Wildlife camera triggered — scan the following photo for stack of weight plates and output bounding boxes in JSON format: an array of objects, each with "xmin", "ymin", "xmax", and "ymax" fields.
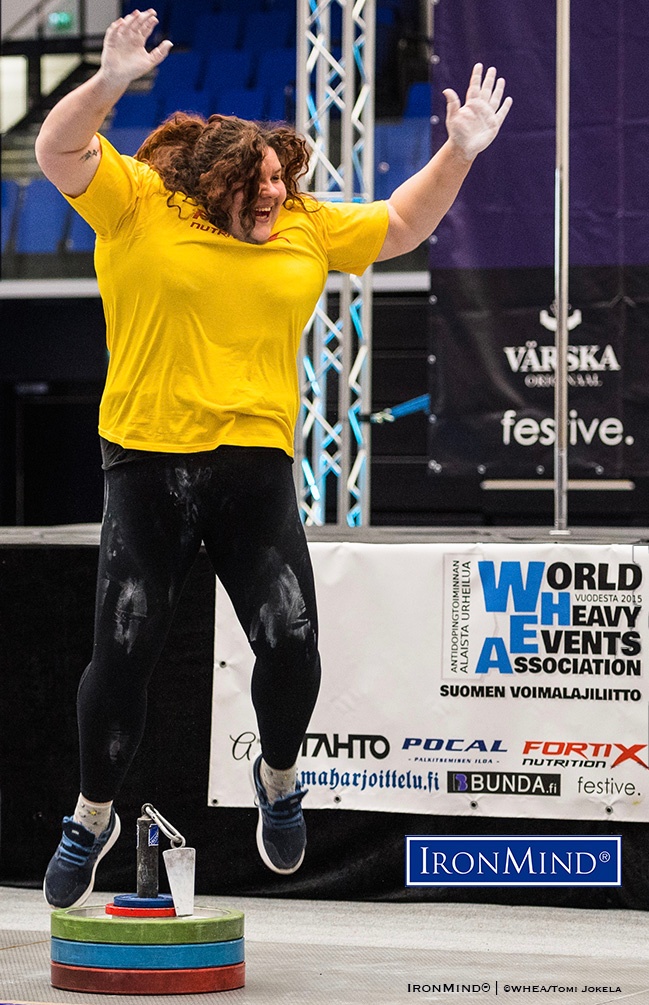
[{"xmin": 50, "ymin": 894, "xmax": 245, "ymax": 994}]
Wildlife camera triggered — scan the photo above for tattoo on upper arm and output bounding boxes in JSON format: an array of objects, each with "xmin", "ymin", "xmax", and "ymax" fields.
[{"xmin": 80, "ymin": 148, "xmax": 98, "ymax": 162}]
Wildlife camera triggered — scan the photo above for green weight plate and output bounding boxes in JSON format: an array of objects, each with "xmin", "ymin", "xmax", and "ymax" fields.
[
  {"xmin": 51, "ymin": 960, "xmax": 246, "ymax": 994},
  {"xmin": 51, "ymin": 904, "xmax": 244, "ymax": 945},
  {"xmin": 51, "ymin": 935, "xmax": 244, "ymax": 969}
]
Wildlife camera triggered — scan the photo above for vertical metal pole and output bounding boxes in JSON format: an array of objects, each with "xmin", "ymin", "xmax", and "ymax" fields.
[
  {"xmin": 553, "ymin": 0, "xmax": 570, "ymax": 532},
  {"xmin": 296, "ymin": 1, "xmax": 331, "ymax": 524},
  {"xmin": 359, "ymin": 0, "xmax": 376, "ymax": 527},
  {"xmin": 314, "ymin": 4, "xmax": 332, "ymax": 519},
  {"xmin": 295, "ymin": 1, "xmax": 309, "ymax": 185},
  {"xmin": 295, "ymin": 0, "xmax": 375, "ymax": 526},
  {"xmin": 14, "ymin": 395, "xmax": 25, "ymax": 526},
  {"xmin": 294, "ymin": 1, "xmax": 308, "ymax": 507},
  {"xmin": 337, "ymin": 6, "xmax": 355, "ymax": 525},
  {"xmin": 137, "ymin": 811, "xmax": 159, "ymax": 899}
]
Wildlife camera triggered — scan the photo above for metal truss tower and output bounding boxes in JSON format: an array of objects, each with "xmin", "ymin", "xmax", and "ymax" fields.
[{"xmin": 295, "ymin": 0, "xmax": 376, "ymax": 527}]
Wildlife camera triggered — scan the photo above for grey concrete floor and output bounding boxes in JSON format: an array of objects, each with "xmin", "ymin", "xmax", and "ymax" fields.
[{"xmin": 1, "ymin": 887, "xmax": 648, "ymax": 1005}]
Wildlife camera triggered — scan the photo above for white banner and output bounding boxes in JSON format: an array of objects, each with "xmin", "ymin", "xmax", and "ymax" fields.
[{"xmin": 208, "ymin": 541, "xmax": 649, "ymax": 821}]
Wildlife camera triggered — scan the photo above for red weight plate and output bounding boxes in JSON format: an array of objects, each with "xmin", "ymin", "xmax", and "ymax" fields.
[
  {"xmin": 51, "ymin": 960, "xmax": 246, "ymax": 994},
  {"xmin": 105, "ymin": 903, "xmax": 176, "ymax": 917}
]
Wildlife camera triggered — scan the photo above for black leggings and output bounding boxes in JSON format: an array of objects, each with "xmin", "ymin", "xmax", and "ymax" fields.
[{"xmin": 78, "ymin": 446, "xmax": 321, "ymax": 802}]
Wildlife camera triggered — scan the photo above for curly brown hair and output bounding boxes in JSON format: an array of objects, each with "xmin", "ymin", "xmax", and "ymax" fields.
[{"xmin": 135, "ymin": 113, "xmax": 313, "ymax": 235}]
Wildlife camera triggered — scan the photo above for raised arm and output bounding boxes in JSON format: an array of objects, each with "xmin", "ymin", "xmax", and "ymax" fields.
[
  {"xmin": 35, "ymin": 8, "xmax": 172, "ymax": 197},
  {"xmin": 376, "ymin": 63, "xmax": 512, "ymax": 261}
]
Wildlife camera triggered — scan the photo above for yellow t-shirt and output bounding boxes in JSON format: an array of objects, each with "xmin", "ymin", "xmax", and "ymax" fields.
[{"xmin": 64, "ymin": 135, "xmax": 389, "ymax": 456}]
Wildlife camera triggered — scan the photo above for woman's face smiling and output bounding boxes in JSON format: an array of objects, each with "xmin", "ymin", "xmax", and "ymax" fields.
[{"xmin": 228, "ymin": 146, "xmax": 287, "ymax": 244}]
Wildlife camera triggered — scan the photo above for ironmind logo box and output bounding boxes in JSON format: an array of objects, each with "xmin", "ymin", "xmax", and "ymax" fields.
[{"xmin": 405, "ymin": 835, "xmax": 621, "ymax": 886}]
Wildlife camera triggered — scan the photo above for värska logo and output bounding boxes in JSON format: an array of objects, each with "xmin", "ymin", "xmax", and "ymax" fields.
[{"xmin": 405, "ymin": 835, "xmax": 621, "ymax": 886}]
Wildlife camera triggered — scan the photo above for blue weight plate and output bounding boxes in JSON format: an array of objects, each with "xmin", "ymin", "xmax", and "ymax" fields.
[
  {"xmin": 51, "ymin": 936, "xmax": 245, "ymax": 970},
  {"xmin": 112, "ymin": 893, "xmax": 174, "ymax": 909}
]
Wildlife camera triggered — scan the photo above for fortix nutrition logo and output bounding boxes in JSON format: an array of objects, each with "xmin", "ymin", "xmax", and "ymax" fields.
[
  {"xmin": 522, "ymin": 739, "xmax": 648, "ymax": 769},
  {"xmin": 189, "ymin": 207, "xmax": 229, "ymax": 237}
]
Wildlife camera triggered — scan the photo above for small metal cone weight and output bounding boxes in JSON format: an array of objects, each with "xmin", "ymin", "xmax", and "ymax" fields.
[{"xmin": 163, "ymin": 846, "xmax": 196, "ymax": 917}]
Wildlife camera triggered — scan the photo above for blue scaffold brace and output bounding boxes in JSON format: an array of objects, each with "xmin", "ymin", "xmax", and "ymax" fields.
[{"xmin": 367, "ymin": 394, "xmax": 430, "ymax": 424}]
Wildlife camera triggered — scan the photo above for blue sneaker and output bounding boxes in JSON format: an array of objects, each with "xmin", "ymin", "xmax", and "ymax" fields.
[
  {"xmin": 253, "ymin": 756, "xmax": 307, "ymax": 875},
  {"xmin": 43, "ymin": 809, "xmax": 121, "ymax": 909}
]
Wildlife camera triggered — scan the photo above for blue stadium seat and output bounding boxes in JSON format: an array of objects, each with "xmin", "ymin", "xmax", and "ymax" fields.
[
  {"xmin": 329, "ymin": 4, "xmax": 342, "ymax": 44},
  {"xmin": 203, "ymin": 51, "xmax": 253, "ymax": 102},
  {"xmin": 240, "ymin": 10, "xmax": 294, "ymax": 52},
  {"xmin": 193, "ymin": 13, "xmax": 242, "ymax": 54},
  {"xmin": 122, "ymin": 0, "xmax": 169, "ymax": 46},
  {"xmin": 165, "ymin": 0, "xmax": 207, "ymax": 47},
  {"xmin": 159, "ymin": 87, "xmax": 212, "ymax": 120},
  {"xmin": 403, "ymin": 82, "xmax": 432, "ymax": 118},
  {"xmin": 152, "ymin": 51, "xmax": 205, "ymax": 96},
  {"xmin": 66, "ymin": 212, "xmax": 96, "ymax": 252},
  {"xmin": 266, "ymin": 84, "xmax": 294, "ymax": 123},
  {"xmin": 254, "ymin": 47, "xmax": 296, "ymax": 90},
  {"xmin": 222, "ymin": 0, "xmax": 265, "ymax": 8},
  {"xmin": 375, "ymin": 2, "xmax": 397, "ymax": 75},
  {"xmin": 112, "ymin": 92, "xmax": 161, "ymax": 128},
  {"xmin": 14, "ymin": 179, "xmax": 71, "ymax": 254},
  {"xmin": 215, "ymin": 86, "xmax": 268, "ymax": 121},
  {"xmin": 121, "ymin": 0, "xmax": 168, "ymax": 14},
  {"xmin": 374, "ymin": 118, "xmax": 432, "ymax": 201},
  {"xmin": 377, "ymin": 0, "xmax": 397, "ymax": 23},
  {"xmin": 103, "ymin": 127, "xmax": 151, "ymax": 156},
  {"xmin": 1, "ymin": 179, "xmax": 20, "ymax": 252}
]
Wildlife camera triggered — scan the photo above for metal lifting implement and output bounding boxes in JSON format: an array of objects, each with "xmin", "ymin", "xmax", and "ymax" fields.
[{"xmin": 50, "ymin": 804, "xmax": 246, "ymax": 994}]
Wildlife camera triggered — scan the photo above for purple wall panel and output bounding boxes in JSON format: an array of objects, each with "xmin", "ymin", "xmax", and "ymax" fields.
[{"xmin": 429, "ymin": 0, "xmax": 649, "ymax": 269}]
